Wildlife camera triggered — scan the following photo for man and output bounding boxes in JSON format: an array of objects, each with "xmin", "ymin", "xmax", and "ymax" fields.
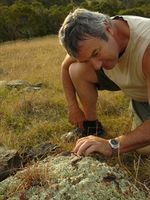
[{"xmin": 58, "ymin": 8, "xmax": 150, "ymax": 156}]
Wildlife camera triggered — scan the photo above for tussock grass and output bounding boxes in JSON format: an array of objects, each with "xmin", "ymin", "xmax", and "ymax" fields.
[
  {"xmin": 97, "ymin": 91, "xmax": 132, "ymax": 138},
  {"xmin": 0, "ymin": 35, "xmax": 149, "ymax": 190},
  {"xmin": 6, "ymin": 163, "xmax": 54, "ymax": 199}
]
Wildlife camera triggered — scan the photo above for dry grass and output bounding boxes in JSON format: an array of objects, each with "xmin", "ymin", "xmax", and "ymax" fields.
[
  {"xmin": 0, "ymin": 36, "xmax": 69, "ymax": 150},
  {"xmin": 0, "ymin": 35, "xmax": 149, "ymax": 190},
  {"xmin": 5, "ymin": 162, "xmax": 55, "ymax": 199}
]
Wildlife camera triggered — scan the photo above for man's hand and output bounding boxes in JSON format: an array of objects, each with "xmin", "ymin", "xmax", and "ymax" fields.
[
  {"xmin": 73, "ymin": 135, "xmax": 112, "ymax": 156},
  {"xmin": 68, "ymin": 104, "xmax": 86, "ymax": 129}
]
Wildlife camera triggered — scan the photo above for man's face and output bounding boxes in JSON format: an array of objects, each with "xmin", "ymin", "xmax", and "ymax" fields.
[{"xmin": 76, "ymin": 34, "xmax": 119, "ymax": 71}]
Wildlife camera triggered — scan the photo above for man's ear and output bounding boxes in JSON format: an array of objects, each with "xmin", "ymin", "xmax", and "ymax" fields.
[{"xmin": 103, "ymin": 22, "xmax": 114, "ymax": 36}]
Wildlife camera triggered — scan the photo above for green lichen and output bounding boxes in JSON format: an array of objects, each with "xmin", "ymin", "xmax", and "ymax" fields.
[{"xmin": 0, "ymin": 155, "xmax": 148, "ymax": 200}]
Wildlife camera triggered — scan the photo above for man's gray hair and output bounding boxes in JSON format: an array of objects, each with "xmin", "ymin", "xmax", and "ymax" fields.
[{"xmin": 58, "ymin": 8, "xmax": 112, "ymax": 57}]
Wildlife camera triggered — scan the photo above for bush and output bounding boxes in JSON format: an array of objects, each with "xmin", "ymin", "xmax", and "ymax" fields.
[
  {"xmin": 0, "ymin": 0, "xmax": 149, "ymax": 42},
  {"xmin": 118, "ymin": 6, "xmax": 149, "ymax": 17}
]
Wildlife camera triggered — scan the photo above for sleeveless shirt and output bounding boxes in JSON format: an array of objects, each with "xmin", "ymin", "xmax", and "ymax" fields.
[{"xmin": 103, "ymin": 16, "xmax": 150, "ymax": 102}]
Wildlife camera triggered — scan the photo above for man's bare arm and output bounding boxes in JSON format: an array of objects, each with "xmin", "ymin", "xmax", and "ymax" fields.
[
  {"xmin": 61, "ymin": 54, "xmax": 86, "ymax": 128},
  {"xmin": 61, "ymin": 54, "xmax": 77, "ymax": 108},
  {"xmin": 73, "ymin": 119, "xmax": 150, "ymax": 156},
  {"xmin": 142, "ymin": 43, "xmax": 150, "ymax": 104},
  {"xmin": 118, "ymin": 43, "xmax": 150, "ymax": 153},
  {"xmin": 117, "ymin": 119, "xmax": 150, "ymax": 153}
]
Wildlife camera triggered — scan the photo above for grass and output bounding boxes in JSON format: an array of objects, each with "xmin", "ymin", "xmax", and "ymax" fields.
[
  {"xmin": 5, "ymin": 162, "xmax": 54, "ymax": 199},
  {"xmin": 0, "ymin": 35, "xmax": 149, "ymax": 191}
]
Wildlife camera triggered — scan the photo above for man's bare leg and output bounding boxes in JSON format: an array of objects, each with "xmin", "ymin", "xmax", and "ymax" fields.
[
  {"xmin": 69, "ymin": 62, "xmax": 99, "ymax": 121},
  {"xmin": 61, "ymin": 62, "xmax": 104, "ymax": 141}
]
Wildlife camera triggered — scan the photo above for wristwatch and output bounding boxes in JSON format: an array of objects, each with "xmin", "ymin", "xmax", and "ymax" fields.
[{"xmin": 108, "ymin": 139, "xmax": 120, "ymax": 155}]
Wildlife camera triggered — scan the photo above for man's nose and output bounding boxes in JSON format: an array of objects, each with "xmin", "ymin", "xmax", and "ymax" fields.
[{"xmin": 90, "ymin": 58, "xmax": 102, "ymax": 70}]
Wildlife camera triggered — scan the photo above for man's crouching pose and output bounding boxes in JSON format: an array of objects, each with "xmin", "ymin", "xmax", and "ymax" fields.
[{"xmin": 59, "ymin": 8, "xmax": 150, "ymax": 156}]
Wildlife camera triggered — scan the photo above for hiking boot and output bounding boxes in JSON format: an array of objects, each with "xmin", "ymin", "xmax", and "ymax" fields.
[
  {"xmin": 61, "ymin": 120, "xmax": 105, "ymax": 142},
  {"xmin": 83, "ymin": 120, "xmax": 105, "ymax": 137}
]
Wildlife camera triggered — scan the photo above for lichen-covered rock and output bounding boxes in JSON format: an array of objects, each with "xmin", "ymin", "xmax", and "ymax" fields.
[
  {"xmin": 6, "ymin": 80, "xmax": 30, "ymax": 89},
  {"xmin": 0, "ymin": 155, "xmax": 148, "ymax": 200}
]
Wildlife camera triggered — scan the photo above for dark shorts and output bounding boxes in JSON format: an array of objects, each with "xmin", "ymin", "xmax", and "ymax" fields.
[
  {"xmin": 95, "ymin": 69, "xmax": 150, "ymax": 122},
  {"xmin": 96, "ymin": 69, "xmax": 120, "ymax": 91}
]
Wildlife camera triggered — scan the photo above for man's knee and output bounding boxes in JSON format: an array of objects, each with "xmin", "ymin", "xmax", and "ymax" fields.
[
  {"xmin": 69, "ymin": 62, "xmax": 85, "ymax": 80},
  {"xmin": 69, "ymin": 62, "xmax": 98, "ymax": 83}
]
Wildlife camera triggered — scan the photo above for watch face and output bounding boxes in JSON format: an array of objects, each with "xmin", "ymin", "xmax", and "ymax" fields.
[
  {"xmin": 109, "ymin": 139, "xmax": 119, "ymax": 149},
  {"xmin": 111, "ymin": 139, "xmax": 118, "ymax": 145}
]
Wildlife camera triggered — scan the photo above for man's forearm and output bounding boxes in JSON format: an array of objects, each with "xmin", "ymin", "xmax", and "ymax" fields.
[
  {"xmin": 61, "ymin": 66, "xmax": 79, "ymax": 107},
  {"xmin": 61, "ymin": 54, "xmax": 79, "ymax": 108},
  {"xmin": 117, "ymin": 119, "xmax": 150, "ymax": 153}
]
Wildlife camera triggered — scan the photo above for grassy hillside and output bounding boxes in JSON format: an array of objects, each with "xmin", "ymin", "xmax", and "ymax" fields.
[{"xmin": 0, "ymin": 36, "xmax": 149, "ymax": 189}]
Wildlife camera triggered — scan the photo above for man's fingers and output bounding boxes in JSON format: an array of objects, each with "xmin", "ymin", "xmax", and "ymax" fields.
[
  {"xmin": 76, "ymin": 136, "xmax": 96, "ymax": 145},
  {"xmin": 73, "ymin": 139, "xmax": 85, "ymax": 153},
  {"xmin": 73, "ymin": 136, "xmax": 103, "ymax": 156},
  {"xmin": 84, "ymin": 145, "xmax": 97, "ymax": 156},
  {"xmin": 73, "ymin": 140, "xmax": 93, "ymax": 156},
  {"xmin": 75, "ymin": 137, "xmax": 88, "ymax": 147}
]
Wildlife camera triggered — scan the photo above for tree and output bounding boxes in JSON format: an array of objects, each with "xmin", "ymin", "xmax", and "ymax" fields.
[
  {"xmin": 119, "ymin": 0, "xmax": 149, "ymax": 9},
  {"xmin": 8, "ymin": 2, "xmax": 35, "ymax": 39},
  {"xmin": 0, "ymin": 0, "xmax": 149, "ymax": 42},
  {"xmin": 30, "ymin": 1, "xmax": 49, "ymax": 36},
  {"xmin": 0, "ymin": 0, "xmax": 15, "ymax": 6},
  {"xmin": 118, "ymin": 6, "xmax": 147, "ymax": 17},
  {"xmin": 0, "ymin": 5, "xmax": 12, "ymax": 41},
  {"xmin": 98, "ymin": 0, "xmax": 122, "ymax": 15},
  {"xmin": 48, "ymin": 4, "xmax": 74, "ymax": 34}
]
